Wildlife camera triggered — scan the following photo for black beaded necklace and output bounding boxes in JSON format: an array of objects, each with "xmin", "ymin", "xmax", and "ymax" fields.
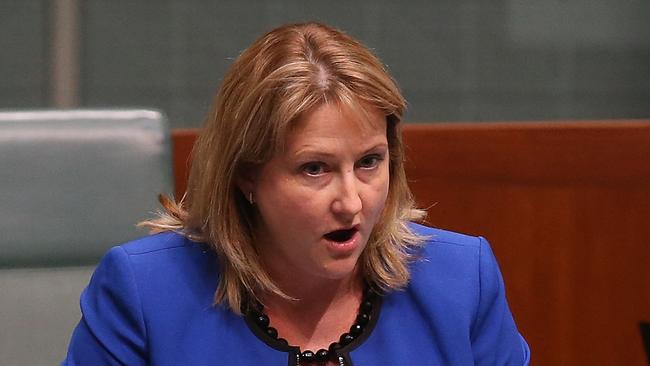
[{"xmin": 246, "ymin": 286, "xmax": 378, "ymax": 365}]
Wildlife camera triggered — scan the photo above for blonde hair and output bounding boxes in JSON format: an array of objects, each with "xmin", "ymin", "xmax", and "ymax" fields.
[{"xmin": 140, "ymin": 22, "xmax": 425, "ymax": 313}]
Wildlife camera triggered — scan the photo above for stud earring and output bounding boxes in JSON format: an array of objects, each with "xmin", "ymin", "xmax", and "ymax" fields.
[{"xmin": 248, "ymin": 192, "xmax": 254, "ymax": 204}]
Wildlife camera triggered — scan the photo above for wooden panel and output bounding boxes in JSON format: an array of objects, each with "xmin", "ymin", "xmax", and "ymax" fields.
[
  {"xmin": 403, "ymin": 121, "xmax": 650, "ymax": 366},
  {"xmin": 171, "ymin": 128, "xmax": 197, "ymax": 200},
  {"xmin": 171, "ymin": 120, "xmax": 650, "ymax": 365}
]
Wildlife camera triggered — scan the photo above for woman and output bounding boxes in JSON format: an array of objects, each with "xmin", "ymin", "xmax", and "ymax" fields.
[{"xmin": 62, "ymin": 22, "xmax": 529, "ymax": 365}]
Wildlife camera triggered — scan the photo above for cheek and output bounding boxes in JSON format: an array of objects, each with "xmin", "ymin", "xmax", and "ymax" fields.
[
  {"xmin": 378, "ymin": 179, "xmax": 390, "ymax": 210},
  {"xmin": 364, "ymin": 172, "xmax": 390, "ymax": 217},
  {"xmin": 257, "ymin": 178, "xmax": 321, "ymax": 227}
]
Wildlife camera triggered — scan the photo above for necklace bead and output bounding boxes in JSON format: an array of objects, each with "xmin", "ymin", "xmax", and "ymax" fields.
[
  {"xmin": 315, "ymin": 349, "xmax": 329, "ymax": 362},
  {"xmin": 265, "ymin": 327, "xmax": 278, "ymax": 339},
  {"xmin": 349, "ymin": 324, "xmax": 363, "ymax": 336},
  {"xmin": 300, "ymin": 350, "xmax": 315, "ymax": 362},
  {"xmin": 254, "ymin": 313, "xmax": 269, "ymax": 328},
  {"xmin": 360, "ymin": 300, "xmax": 373, "ymax": 313},
  {"xmin": 328, "ymin": 342, "xmax": 342, "ymax": 353},
  {"xmin": 356, "ymin": 313, "xmax": 369, "ymax": 326},
  {"xmin": 339, "ymin": 332, "xmax": 355, "ymax": 346}
]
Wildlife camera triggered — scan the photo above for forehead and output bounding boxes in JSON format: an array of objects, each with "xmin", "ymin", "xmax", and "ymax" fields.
[{"xmin": 286, "ymin": 102, "xmax": 387, "ymax": 147}]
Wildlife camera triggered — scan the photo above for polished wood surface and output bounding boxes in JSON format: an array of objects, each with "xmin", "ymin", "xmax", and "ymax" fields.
[
  {"xmin": 171, "ymin": 120, "xmax": 650, "ymax": 365},
  {"xmin": 170, "ymin": 128, "xmax": 197, "ymax": 201}
]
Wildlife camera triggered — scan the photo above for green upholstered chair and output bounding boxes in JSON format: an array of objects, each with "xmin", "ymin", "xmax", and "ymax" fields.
[{"xmin": 0, "ymin": 109, "xmax": 173, "ymax": 366}]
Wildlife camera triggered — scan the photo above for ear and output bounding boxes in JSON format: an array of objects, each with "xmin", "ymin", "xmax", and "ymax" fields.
[{"xmin": 235, "ymin": 163, "xmax": 258, "ymax": 201}]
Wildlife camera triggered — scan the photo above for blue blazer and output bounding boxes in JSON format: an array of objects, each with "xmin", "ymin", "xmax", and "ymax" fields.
[{"xmin": 62, "ymin": 223, "xmax": 530, "ymax": 365}]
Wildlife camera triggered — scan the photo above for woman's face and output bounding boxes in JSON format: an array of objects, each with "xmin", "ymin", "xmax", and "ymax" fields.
[{"xmin": 246, "ymin": 103, "xmax": 389, "ymax": 286}]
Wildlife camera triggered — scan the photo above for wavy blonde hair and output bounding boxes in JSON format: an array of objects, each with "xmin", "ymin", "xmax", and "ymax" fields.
[{"xmin": 140, "ymin": 22, "xmax": 425, "ymax": 313}]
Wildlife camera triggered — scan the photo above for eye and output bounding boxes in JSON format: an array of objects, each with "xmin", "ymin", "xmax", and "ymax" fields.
[
  {"xmin": 357, "ymin": 154, "xmax": 384, "ymax": 169},
  {"xmin": 301, "ymin": 162, "xmax": 327, "ymax": 176}
]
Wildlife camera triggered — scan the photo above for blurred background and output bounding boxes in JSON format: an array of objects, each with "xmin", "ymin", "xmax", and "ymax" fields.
[{"xmin": 2, "ymin": 0, "xmax": 650, "ymax": 127}]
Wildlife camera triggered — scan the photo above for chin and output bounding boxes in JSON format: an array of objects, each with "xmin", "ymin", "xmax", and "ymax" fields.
[{"xmin": 319, "ymin": 256, "xmax": 363, "ymax": 281}]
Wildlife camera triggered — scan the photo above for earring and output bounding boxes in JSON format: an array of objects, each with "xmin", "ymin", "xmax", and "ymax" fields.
[{"xmin": 248, "ymin": 192, "xmax": 254, "ymax": 204}]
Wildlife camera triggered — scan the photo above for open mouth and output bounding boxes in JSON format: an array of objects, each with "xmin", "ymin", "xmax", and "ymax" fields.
[{"xmin": 324, "ymin": 227, "xmax": 358, "ymax": 243}]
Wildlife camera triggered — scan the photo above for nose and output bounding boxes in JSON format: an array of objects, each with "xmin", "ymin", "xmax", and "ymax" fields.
[{"xmin": 331, "ymin": 170, "xmax": 362, "ymax": 219}]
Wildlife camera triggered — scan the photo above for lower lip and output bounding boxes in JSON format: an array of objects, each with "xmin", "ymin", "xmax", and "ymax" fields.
[{"xmin": 323, "ymin": 231, "xmax": 362, "ymax": 256}]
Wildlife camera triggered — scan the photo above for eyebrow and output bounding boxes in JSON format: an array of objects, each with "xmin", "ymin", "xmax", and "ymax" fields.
[{"xmin": 293, "ymin": 142, "xmax": 388, "ymax": 159}]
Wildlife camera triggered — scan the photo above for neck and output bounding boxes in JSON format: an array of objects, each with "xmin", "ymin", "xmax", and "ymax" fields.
[
  {"xmin": 279, "ymin": 269, "xmax": 360, "ymax": 299},
  {"xmin": 258, "ymin": 268, "xmax": 364, "ymax": 351},
  {"xmin": 263, "ymin": 266, "xmax": 363, "ymax": 315}
]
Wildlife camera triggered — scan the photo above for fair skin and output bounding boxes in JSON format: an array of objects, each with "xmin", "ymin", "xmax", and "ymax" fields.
[{"xmin": 238, "ymin": 102, "xmax": 389, "ymax": 358}]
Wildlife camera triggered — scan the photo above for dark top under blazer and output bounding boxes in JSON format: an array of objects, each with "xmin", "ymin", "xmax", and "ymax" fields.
[{"xmin": 62, "ymin": 223, "xmax": 530, "ymax": 365}]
